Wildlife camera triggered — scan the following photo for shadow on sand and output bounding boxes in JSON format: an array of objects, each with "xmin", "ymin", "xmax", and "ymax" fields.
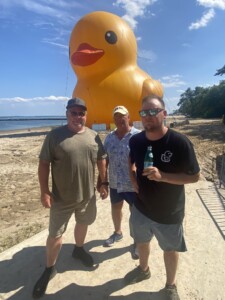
[{"xmin": 0, "ymin": 239, "xmax": 167, "ymax": 300}]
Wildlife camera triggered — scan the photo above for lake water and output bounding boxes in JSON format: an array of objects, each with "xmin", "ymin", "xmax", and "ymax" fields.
[{"xmin": 0, "ymin": 116, "xmax": 67, "ymax": 132}]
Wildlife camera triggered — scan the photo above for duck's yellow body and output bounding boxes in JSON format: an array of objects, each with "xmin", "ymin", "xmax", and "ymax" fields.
[{"xmin": 69, "ymin": 11, "xmax": 163, "ymax": 127}]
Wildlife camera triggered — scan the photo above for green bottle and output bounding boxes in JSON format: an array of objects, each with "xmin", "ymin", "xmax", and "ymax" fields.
[{"xmin": 144, "ymin": 146, "xmax": 153, "ymax": 168}]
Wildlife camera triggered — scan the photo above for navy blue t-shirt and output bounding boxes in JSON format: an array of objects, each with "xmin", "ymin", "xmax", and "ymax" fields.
[{"xmin": 129, "ymin": 129, "xmax": 200, "ymax": 224}]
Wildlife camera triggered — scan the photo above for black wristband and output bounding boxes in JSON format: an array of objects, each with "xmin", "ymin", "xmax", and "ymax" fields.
[{"xmin": 100, "ymin": 181, "xmax": 109, "ymax": 186}]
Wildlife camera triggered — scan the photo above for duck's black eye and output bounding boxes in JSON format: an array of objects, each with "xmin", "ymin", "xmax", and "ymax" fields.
[{"xmin": 105, "ymin": 31, "xmax": 117, "ymax": 44}]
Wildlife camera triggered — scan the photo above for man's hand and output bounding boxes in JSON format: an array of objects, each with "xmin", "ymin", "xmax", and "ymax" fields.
[
  {"xmin": 142, "ymin": 166, "xmax": 163, "ymax": 182},
  {"xmin": 129, "ymin": 160, "xmax": 139, "ymax": 193},
  {"xmin": 143, "ymin": 167, "xmax": 200, "ymax": 185},
  {"xmin": 40, "ymin": 192, "xmax": 53, "ymax": 208},
  {"xmin": 99, "ymin": 185, "xmax": 108, "ymax": 200}
]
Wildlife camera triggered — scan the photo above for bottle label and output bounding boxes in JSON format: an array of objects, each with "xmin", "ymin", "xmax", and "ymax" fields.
[{"xmin": 144, "ymin": 161, "xmax": 153, "ymax": 168}]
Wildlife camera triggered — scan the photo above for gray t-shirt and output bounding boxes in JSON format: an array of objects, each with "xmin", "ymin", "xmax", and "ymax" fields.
[{"xmin": 39, "ymin": 125, "xmax": 106, "ymax": 203}]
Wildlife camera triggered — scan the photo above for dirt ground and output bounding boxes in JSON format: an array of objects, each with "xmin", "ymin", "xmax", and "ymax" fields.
[{"xmin": 0, "ymin": 118, "xmax": 225, "ymax": 253}]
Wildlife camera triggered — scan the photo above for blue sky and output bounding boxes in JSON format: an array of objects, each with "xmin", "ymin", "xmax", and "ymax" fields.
[{"xmin": 0, "ymin": 0, "xmax": 224, "ymax": 116}]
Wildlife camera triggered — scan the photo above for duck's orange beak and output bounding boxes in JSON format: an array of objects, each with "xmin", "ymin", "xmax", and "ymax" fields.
[{"xmin": 71, "ymin": 43, "xmax": 104, "ymax": 66}]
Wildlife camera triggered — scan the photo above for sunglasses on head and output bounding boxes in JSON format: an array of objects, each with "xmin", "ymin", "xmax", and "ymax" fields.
[
  {"xmin": 139, "ymin": 108, "xmax": 164, "ymax": 117},
  {"xmin": 70, "ymin": 111, "xmax": 86, "ymax": 117}
]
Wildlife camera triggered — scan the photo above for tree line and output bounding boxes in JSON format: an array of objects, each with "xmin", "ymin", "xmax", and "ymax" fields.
[{"xmin": 175, "ymin": 65, "xmax": 225, "ymax": 118}]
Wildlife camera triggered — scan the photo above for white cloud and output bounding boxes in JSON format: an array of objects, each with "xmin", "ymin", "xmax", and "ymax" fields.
[
  {"xmin": 113, "ymin": 0, "xmax": 157, "ymax": 29},
  {"xmin": 197, "ymin": 0, "xmax": 225, "ymax": 9},
  {"xmin": 33, "ymin": 21, "xmax": 55, "ymax": 28},
  {"xmin": 189, "ymin": 0, "xmax": 225, "ymax": 30},
  {"xmin": 182, "ymin": 43, "xmax": 191, "ymax": 48},
  {"xmin": 161, "ymin": 75, "xmax": 186, "ymax": 88},
  {"xmin": 176, "ymin": 89, "xmax": 186, "ymax": 94},
  {"xmin": 189, "ymin": 8, "xmax": 215, "ymax": 30},
  {"xmin": 122, "ymin": 14, "xmax": 138, "ymax": 29},
  {"xmin": 138, "ymin": 49, "xmax": 157, "ymax": 62},
  {"xmin": 24, "ymin": 2, "xmax": 62, "ymax": 18},
  {"xmin": 0, "ymin": 95, "xmax": 70, "ymax": 116},
  {"xmin": 0, "ymin": 0, "xmax": 63, "ymax": 18},
  {"xmin": 0, "ymin": 96, "xmax": 69, "ymax": 103},
  {"xmin": 0, "ymin": 0, "xmax": 80, "ymax": 26},
  {"xmin": 0, "ymin": 0, "xmax": 76, "ymax": 55},
  {"xmin": 42, "ymin": 40, "xmax": 68, "ymax": 49},
  {"xmin": 0, "ymin": 0, "xmax": 82, "ymax": 12}
]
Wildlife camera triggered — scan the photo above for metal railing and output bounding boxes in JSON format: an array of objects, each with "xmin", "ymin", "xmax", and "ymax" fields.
[{"xmin": 219, "ymin": 154, "xmax": 225, "ymax": 188}]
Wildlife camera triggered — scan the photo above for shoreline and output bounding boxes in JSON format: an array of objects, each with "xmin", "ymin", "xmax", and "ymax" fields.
[
  {"xmin": 0, "ymin": 125, "xmax": 110, "ymax": 138},
  {"xmin": 0, "ymin": 126, "xmax": 56, "ymax": 137},
  {"xmin": 0, "ymin": 117, "xmax": 66, "ymax": 121},
  {"xmin": 0, "ymin": 117, "xmax": 220, "ymax": 136}
]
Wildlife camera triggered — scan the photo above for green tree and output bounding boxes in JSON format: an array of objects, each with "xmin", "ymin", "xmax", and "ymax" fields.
[
  {"xmin": 214, "ymin": 65, "xmax": 225, "ymax": 76},
  {"xmin": 177, "ymin": 81, "xmax": 225, "ymax": 118},
  {"xmin": 177, "ymin": 88, "xmax": 194, "ymax": 116}
]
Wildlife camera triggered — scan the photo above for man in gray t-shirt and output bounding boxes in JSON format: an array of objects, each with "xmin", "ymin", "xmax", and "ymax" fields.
[{"xmin": 33, "ymin": 98, "xmax": 108, "ymax": 299}]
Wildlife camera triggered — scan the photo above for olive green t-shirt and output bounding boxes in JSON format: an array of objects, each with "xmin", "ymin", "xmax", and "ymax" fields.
[{"xmin": 39, "ymin": 126, "xmax": 106, "ymax": 203}]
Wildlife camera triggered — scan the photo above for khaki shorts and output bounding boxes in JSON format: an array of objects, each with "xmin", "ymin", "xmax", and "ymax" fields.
[{"xmin": 49, "ymin": 195, "xmax": 96, "ymax": 238}]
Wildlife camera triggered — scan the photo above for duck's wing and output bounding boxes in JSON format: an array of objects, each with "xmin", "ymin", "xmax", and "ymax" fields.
[{"xmin": 141, "ymin": 78, "xmax": 164, "ymax": 99}]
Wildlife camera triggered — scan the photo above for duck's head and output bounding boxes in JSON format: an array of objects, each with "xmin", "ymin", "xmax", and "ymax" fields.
[{"xmin": 69, "ymin": 11, "xmax": 137, "ymax": 79}]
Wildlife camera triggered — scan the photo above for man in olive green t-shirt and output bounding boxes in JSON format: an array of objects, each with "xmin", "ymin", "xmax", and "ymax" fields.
[{"xmin": 33, "ymin": 98, "xmax": 108, "ymax": 299}]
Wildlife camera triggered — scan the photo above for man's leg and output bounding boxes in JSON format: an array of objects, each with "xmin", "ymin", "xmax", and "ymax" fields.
[
  {"xmin": 32, "ymin": 201, "xmax": 75, "ymax": 298},
  {"xmin": 74, "ymin": 223, "xmax": 88, "ymax": 246},
  {"xmin": 104, "ymin": 189, "xmax": 124, "ymax": 247},
  {"xmin": 152, "ymin": 220, "xmax": 183, "ymax": 299},
  {"xmin": 163, "ymin": 251, "xmax": 180, "ymax": 299},
  {"xmin": 164, "ymin": 250, "xmax": 179, "ymax": 285},
  {"xmin": 72, "ymin": 196, "xmax": 97, "ymax": 267},
  {"xmin": 111, "ymin": 201, "xmax": 123, "ymax": 234},
  {"xmin": 124, "ymin": 206, "xmax": 154, "ymax": 284},
  {"xmin": 46, "ymin": 235, "xmax": 62, "ymax": 267},
  {"xmin": 124, "ymin": 242, "xmax": 151, "ymax": 284},
  {"xmin": 128, "ymin": 203, "xmax": 139, "ymax": 259},
  {"xmin": 138, "ymin": 242, "xmax": 150, "ymax": 271},
  {"xmin": 32, "ymin": 236, "xmax": 61, "ymax": 298},
  {"xmin": 72, "ymin": 223, "xmax": 94, "ymax": 267}
]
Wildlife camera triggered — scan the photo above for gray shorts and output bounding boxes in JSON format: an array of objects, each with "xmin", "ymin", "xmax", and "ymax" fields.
[
  {"xmin": 131, "ymin": 205, "xmax": 187, "ymax": 252},
  {"xmin": 49, "ymin": 195, "xmax": 96, "ymax": 238}
]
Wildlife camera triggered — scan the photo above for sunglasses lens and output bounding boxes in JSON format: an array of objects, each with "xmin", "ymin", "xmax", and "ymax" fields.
[
  {"xmin": 140, "ymin": 110, "xmax": 155, "ymax": 117},
  {"xmin": 150, "ymin": 110, "xmax": 157, "ymax": 116},
  {"xmin": 140, "ymin": 109, "xmax": 163, "ymax": 117},
  {"xmin": 139, "ymin": 111, "xmax": 147, "ymax": 117}
]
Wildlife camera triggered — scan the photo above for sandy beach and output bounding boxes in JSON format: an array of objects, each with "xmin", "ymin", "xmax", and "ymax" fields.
[{"xmin": 0, "ymin": 119, "xmax": 225, "ymax": 299}]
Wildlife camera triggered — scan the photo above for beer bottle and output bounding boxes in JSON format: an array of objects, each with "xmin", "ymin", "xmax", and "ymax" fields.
[{"xmin": 144, "ymin": 146, "xmax": 153, "ymax": 168}]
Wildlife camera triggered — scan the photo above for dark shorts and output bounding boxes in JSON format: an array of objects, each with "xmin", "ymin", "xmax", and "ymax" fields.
[
  {"xmin": 131, "ymin": 206, "xmax": 187, "ymax": 252},
  {"xmin": 110, "ymin": 188, "xmax": 137, "ymax": 206},
  {"xmin": 49, "ymin": 195, "xmax": 96, "ymax": 238}
]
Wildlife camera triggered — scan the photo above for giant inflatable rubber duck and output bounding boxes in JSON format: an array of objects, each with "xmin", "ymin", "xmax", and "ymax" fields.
[{"xmin": 69, "ymin": 11, "xmax": 163, "ymax": 128}]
